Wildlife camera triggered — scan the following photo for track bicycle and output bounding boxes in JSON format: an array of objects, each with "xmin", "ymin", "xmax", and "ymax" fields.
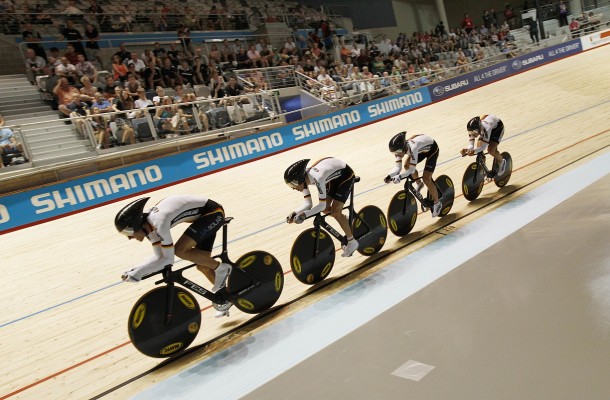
[
  {"xmin": 289, "ymin": 177, "xmax": 388, "ymax": 285},
  {"xmin": 462, "ymin": 151, "xmax": 513, "ymax": 201},
  {"xmin": 387, "ymin": 173, "xmax": 455, "ymax": 237},
  {"xmin": 127, "ymin": 217, "xmax": 284, "ymax": 358}
]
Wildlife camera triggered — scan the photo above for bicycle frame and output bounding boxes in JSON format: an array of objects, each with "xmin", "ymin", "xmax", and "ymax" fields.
[
  {"xmin": 139, "ymin": 217, "xmax": 259, "ymax": 323},
  {"xmin": 473, "ymin": 152, "xmax": 495, "ymax": 181},
  {"xmin": 305, "ymin": 176, "xmax": 372, "ymax": 256},
  {"xmin": 402, "ymin": 176, "xmax": 431, "ymax": 207}
]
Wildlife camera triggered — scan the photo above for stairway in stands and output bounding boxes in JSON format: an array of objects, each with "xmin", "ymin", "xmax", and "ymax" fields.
[{"xmin": 0, "ymin": 74, "xmax": 94, "ymax": 166}]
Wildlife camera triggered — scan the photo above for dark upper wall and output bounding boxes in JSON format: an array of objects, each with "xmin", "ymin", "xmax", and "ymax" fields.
[
  {"xmin": 297, "ymin": 0, "xmax": 530, "ymax": 33},
  {"xmin": 444, "ymin": 1, "xmax": 524, "ymax": 30},
  {"xmin": 298, "ymin": 0, "xmax": 397, "ymax": 29}
]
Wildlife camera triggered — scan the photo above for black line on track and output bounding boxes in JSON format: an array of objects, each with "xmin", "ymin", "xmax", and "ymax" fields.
[{"xmin": 91, "ymin": 145, "xmax": 609, "ymax": 399}]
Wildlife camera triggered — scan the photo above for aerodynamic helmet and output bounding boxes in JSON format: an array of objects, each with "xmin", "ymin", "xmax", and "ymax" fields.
[
  {"xmin": 467, "ymin": 116, "xmax": 481, "ymax": 132},
  {"xmin": 388, "ymin": 131, "xmax": 407, "ymax": 153},
  {"xmin": 284, "ymin": 159, "xmax": 310, "ymax": 187},
  {"xmin": 115, "ymin": 197, "xmax": 150, "ymax": 236}
]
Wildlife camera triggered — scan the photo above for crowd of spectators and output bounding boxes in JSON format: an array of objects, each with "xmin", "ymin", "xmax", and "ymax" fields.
[
  {"xmin": 297, "ymin": 14, "xmax": 521, "ymax": 104},
  {"xmin": 8, "ymin": 1, "xmax": 607, "ymax": 156},
  {"xmin": 17, "ymin": 3, "xmax": 531, "ymax": 151},
  {"xmin": 0, "ymin": 0, "xmax": 327, "ymax": 34}
]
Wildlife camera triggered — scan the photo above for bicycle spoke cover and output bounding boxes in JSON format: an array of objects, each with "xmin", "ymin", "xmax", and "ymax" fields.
[
  {"xmin": 435, "ymin": 174, "xmax": 455, "ymax": 216},
  {"xmin": 290, "ymin": 228, "xmax": 335, "ymax": 285},
  {"xmin": 231, "ymin": 250, "xmax": 284, "ymax": 313},
  {"xmin": 353, "ymin": 205, "xmax": 387, "ymax": 255},
  {"xmin": 128, "ymin": 286, "xmax": 201, "ymax": 358},
  {"xmin": 494, "ymin": 152, "xmax": 513, "ymax": 188},
  {"xmin": 387, "ymin": 190, "xmax": 418, "ymax": 236},
  {"xmin": 462, "ymin": 161, "xmax": 486, "ymax": 201}
]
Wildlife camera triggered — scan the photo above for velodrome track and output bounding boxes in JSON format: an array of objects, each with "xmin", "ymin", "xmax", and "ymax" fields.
[{"xmin": 1, "ymin": 43, "xmax": 609, "ymax": 399}]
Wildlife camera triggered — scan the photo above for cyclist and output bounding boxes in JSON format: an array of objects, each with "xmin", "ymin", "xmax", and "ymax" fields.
[
  {"xmin": 461, "ymin": 115, "xmax": 507, "ymax": 177},
  {"xmin": 284, "ymin": 157, "xmax": 359, "ymax": 257},
  {"xmin": 115, "ymin": 194, "xmax": 233, "ymax": 317},
  {"xmin": 383, "ymin": 131, "xmax": 442, "ymax": 217}
]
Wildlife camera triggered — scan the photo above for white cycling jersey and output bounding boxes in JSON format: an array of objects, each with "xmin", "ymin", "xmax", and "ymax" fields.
[
  {"xmin": 295, "ymin": 157, "xmax": 346, "ymax": 217},
  {"xmin": 388, "ymin": 134, "xmax": 435, "ymax": 177},
  {"xmin": 467, "ymin": 114, "xmax": 501, "ymax": 152},
  {"xmin": 126, "ymin": 194, "xmax": 212, "ymax": 280}
]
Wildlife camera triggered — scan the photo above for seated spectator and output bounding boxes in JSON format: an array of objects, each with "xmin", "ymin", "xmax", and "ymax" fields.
[
  {"xmin": 63, "ymin": 44, "xmax": 80, "ymax": 65},
  {"xmin": 75, "ymin": 54, "xmax": 97, "ymax": 83},
  {"xmin": 54, "ymin": 78, "xmax": 92, "ymax": 116},
  {"xmin": 111, "ymin": 54, "xmax": 128, "ymax": 82},
  {"xmin": 134, "ymin": 87, "xmax": 154, "ymax": 116},
  {"xmin": 91, "ymin": 92, "xmax": 113, "ymax": 113},
  {"xmin": 316, "ymin": 67, "xmax": 332, "ymax": 84},
  {"xmin": 152, "ymin": 86, "xmax": 166, "ymax": 106},
  {"xmin": 210, "ymin": 78, "xmax": 226, "ymax": 101},
  {"xmin": 141, "ymin": 49, "xmax": 156, "ymax": 66},
  {"xmin": 56, "ymin": 56, "xmax": 78, "ymax": 85},
  {"xmin": 89, "ymin": 106, "xmax": 111, "ymax": 149},
  {"xmin": 247, "ymin": 45, "xmax": 262, "ymax": 68},
  {"xmin": 114, "ymin": 117, "xmax": 136, "ymax": 145},
  {"xmin": 124, "ymin": 74, "xmax": 142, "ymax": 97},
  {"xmin": 160, "ymin": 57, "xmax": 178, "ymax": 88},
  {"xmin": 152, "ymin": 42, "xmax": 167, "ymax": 60},
  {"xmin": 184, "ymin": 93, "xmax": 209, "ymax": 131},
  {"xmin": 222, "ymin": 76, "xmax": 246, "ymax": 105},
  {"xmin": 67, "ymin": 96, "xmax": 90, "ymax": 137},
  {"xmin": 500, "ymin": 41, "xmax": 518, "ymax": 58},
  {"xmin": 177, "ymin": 59, "xmax": 195, "ymax": 86},
  {"xmin": 173, "ymin": 85, "xmax": 184, "ymax": 103},
  {"xmin": 102, "ymin": 76, "xmax": 119, "ymax": 99},
  {"xmin": 142, "ymin": 60, "xmax": 163, "ymax": 90},
  {"xmin": 114, "ymin": 43, "xmax": 131, "ymax": 64},
  {"xmin": 0, "ymin": 117, "xmax": 25, "ymax": 167},
  {"xmin": 113, "ymin": 90, "xmax": 137, "ymax": 119},
  {"xmin": 79, "ymin": 75, "xmax": 99, "ymax": 100},
  {"xmin": 166, "ymin": 43, "xmax": 181, "ymax": 66},
  {"xmin": 155, "ymin": 97, "xmax": 180, "ymax": 136},
  {"xmin": 127, "ymin": 52, "xmax": 146, "ymax": 73},
  {"xmin": 235, "ymin": 47, "xmax": 250, "ymax": 69},
  {"xmin": 193, "ymin": 56, "xmax": 209, "ymax": 85},
  {"xmin": 24, "ymin": 48, "xmax": 46, "ymax": 84}
]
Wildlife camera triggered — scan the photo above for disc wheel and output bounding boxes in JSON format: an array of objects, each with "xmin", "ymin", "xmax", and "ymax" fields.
[
  {"xmin": 493, "ymin": 152, "xmax": 513, "ymax": 188},
  {"xmin": 290, "ymin": 228, "xmax": 335, "ymax": 285},
  {"xmin": 387, "ymin": 190, "xmax": 418, "ymax": 236},
  {"xmin": 462, "ymin": 162, "xmax": 485, "ymax": 201},
  {"xmin": 128, "ymin": 286, "xmax": 201, "ymax": 358},
  {"xmin": 429, "ymin": 174, "xmax": 455, "ymax": 216},
  {"xmin": 352, "ymin": 205, "xmax": 387, "ymax": 255},
  {"xmin": 229, "ymin": 251, "xmax": 284, "ymax": 314}
]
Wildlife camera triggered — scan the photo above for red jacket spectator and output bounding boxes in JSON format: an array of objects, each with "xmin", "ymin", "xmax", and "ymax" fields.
[{"xmin": 462, "ymin": 14, "xmax": 474, "ymax": 33}]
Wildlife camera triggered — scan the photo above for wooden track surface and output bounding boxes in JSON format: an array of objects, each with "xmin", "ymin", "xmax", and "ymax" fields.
[{"xmin": 1, "ymin": 44, "xmax": 609, "ymax": 399}]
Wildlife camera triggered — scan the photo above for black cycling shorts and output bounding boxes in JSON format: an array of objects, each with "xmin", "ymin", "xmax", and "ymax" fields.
[
  {"xmin": 328, "ymin": 164, "xmax": 355, "ymax": 204},
  {"xmin": 183, "ymin": 200, "xmax": 225, "ymax": 252}
]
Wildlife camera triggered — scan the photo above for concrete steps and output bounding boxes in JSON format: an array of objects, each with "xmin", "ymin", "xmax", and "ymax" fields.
[{"xmin": 0, "ymin": 73, "xmax": 97, "ymax": 166}]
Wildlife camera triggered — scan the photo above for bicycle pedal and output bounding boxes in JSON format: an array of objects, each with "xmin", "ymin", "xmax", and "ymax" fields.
[{"xmin": 213, "ymin": 301, "xmax": 232, "ymax": 311}]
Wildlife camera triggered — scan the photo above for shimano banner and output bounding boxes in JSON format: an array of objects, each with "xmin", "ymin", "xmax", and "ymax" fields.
[{"xmin": 0, "ymin": 87, "xmax": 430, "ymax": 234}]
